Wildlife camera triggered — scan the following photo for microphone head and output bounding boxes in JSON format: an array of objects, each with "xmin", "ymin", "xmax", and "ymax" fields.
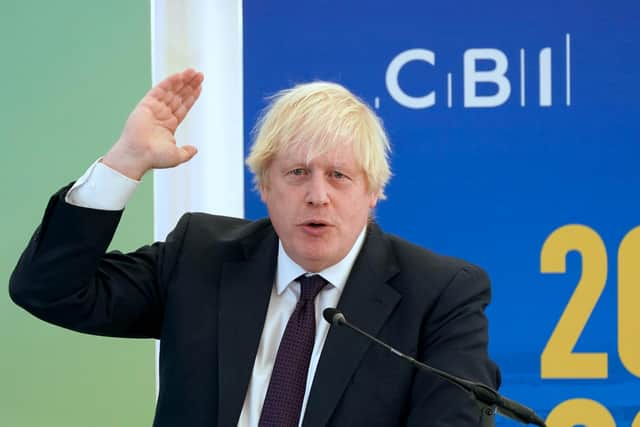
[{"xmin": 323, "ymin": 308, "xmax": 346, "ymax": 326}]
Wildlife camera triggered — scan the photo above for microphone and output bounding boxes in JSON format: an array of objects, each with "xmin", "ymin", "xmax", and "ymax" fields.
[{"xmin": 323, "ymin": 308, "xmax": 547, "ymax": 427}]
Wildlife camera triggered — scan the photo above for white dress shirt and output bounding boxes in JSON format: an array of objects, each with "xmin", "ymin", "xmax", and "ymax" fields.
[
  {"xmin": 66, "ymin": 160, "xmax": 138, "ymax": 210},
  {"xmin": 67, "ymin": 161, "xmax": 367, "ymax": 426}
]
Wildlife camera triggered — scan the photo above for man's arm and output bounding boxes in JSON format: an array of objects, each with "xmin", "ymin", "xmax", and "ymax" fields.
[
  {"xmin": 9, "ymin": 69, "xmax": 204, "ymax": 337},
  {"xmin": 408, "ymin": 264, "xmax": 500, "ymax": 426}
]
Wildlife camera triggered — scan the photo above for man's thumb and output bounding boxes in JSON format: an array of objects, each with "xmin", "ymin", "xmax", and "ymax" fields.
[{"xmin": 179, "ymin": 145, "xmax": 198, "ymax": 163}]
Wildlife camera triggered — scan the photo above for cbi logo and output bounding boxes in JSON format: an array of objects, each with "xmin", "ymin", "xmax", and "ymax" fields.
[{"xmin": 383, "ymin": 33, "xmax": 572, "ymax": 109}]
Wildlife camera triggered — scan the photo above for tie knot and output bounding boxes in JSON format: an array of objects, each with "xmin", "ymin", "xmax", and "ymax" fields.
[{"xmin": 298, "ymin": 274, "xmax": 328, "ymax": 301}]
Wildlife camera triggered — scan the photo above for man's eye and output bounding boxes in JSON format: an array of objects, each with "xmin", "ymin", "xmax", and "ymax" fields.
[
  {"xmin": 332, "ymin": 171, "xmax": 347, "ymax": 179},
  {"xmin": 288, "ymin": 168, "xmax": 306, "ymax": 176}
]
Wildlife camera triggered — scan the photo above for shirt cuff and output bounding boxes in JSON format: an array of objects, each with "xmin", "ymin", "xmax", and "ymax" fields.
[{"xmin": 65, "ymin": 159, "xmax": 140, "ymax": 211}]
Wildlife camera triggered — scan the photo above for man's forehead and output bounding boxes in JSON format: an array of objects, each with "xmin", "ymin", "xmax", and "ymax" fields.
[{"xmin": 277, "ymin": 142, "xmax": 358, "ymax": 167}]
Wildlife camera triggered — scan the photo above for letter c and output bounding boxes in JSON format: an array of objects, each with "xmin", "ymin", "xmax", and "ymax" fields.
[{"xmin": 386, "ymin": 49, "xmax": 436, "ymax": 109}]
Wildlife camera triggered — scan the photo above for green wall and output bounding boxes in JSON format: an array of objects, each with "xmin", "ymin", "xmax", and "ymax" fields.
[{"xmin": 0, "ymin": 1, "xmax": 155, "ymax": 425}]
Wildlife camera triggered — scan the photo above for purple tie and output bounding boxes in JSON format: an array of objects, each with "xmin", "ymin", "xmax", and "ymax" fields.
[{"xmin": 259, "ymin": 274, "xmax": 328, "ymax": 427}]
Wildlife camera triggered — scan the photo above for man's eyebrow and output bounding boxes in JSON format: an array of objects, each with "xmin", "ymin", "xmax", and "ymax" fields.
[{"xmin": 331, "ymin": 163, "xmax": 358, "ymax": 171}]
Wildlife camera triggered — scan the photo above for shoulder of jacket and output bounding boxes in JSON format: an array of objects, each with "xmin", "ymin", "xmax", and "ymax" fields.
[
  {"xmin": 382, "ymin": 231, "xmax": 486, "ymax": 284},
  {"xmin": 178, "ymin": 213, "xmax": 271, "ymax": 241}
]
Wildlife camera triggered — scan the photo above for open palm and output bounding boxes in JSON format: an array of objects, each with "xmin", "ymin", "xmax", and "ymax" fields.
[{"xmin": 103, "ymin": 69, "xmax": 204, "ymax": 179}]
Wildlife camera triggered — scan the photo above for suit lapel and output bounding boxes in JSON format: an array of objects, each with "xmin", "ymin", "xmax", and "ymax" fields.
[
  {"xmin": 217, "ymin": 228, "xmax": 278, "ymax": 427},
  {"xmin": 302, "ymin": 224, "xmax": 401, "ymax": 427}
]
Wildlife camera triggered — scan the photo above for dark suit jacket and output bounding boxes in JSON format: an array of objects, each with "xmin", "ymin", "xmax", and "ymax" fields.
[{"xmin": 10, "ymin": 187, "xmax": 500, "ymax": 426}]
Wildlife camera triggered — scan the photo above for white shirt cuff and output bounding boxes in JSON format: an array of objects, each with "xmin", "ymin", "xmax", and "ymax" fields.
[{"xmin": 65, "ymin": 159, "xmax": 140, "ymax": 211}]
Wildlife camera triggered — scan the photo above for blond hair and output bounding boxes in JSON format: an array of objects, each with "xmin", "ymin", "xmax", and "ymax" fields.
[{"xmin": 246, "ymin": 81, "xmax": 391, "ymax": 199}]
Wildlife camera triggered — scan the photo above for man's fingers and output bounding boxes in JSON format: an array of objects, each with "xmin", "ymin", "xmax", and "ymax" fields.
[
  {"xmin": 157, "ymin": 68, "xmax": 196, "ymax": 92},
  {"xmin": 154, "ymin": 73, "xmax": 184, "ymax": 103},
  {"xmin": 171, "ymin": 72, "xmax": 203, "ymax": 110},
  {"xmin": 184, "ymin": 71, "xmax": 204, "ymax": 91},
  {"xmin": 153, "ymin": 69, "xmax": 203, "ymax": 105},
  {"xmin": 137, "ymin": 68, "xmax": 203, "ymax": 130},
  {"xmin": 167, "ymin": 95, "xmax": 184, "ymax": 113},
  {"xmin": 173, "ymin": 83, "xmax": 203, "ymax": 123},
  {"xmin": 166, "ymin": 79, "xmax": 199, "ymax": 115},
  {"xmin": 157, "ymin": 69, "xmax": 203, "ymax": 116},
  {"xmin": 166, "ymin": 70, "xmax": 202, "ymax": 102}
]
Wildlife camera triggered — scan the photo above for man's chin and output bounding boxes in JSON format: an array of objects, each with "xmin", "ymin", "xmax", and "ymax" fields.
[{"xmin": 296, "ymin": 250, "xmax": 336, "ymax": 273}]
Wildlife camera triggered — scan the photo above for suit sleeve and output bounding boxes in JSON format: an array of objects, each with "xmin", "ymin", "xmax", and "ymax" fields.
[
  {"xmin": 407, "ymin": 264, "xmax": 501, "ymax": 427},
  {"xmin": 9, "ymin": 185, "xmax": 189, "ymax": 339}
]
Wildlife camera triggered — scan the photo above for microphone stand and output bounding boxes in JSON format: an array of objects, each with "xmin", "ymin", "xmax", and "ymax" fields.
[{"xmin": 323, "ymin": 308, "xmax": 546, "ymax": 427}]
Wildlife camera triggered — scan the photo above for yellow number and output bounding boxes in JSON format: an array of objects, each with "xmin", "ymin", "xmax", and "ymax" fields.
[
  {"xmin": 619, "ymin": 226, "xmax": 640, "ymax": 378},
  {"xmin": 540, "ymin": 225, "xmax": 608, "ymax": 378},
  {"xmin": 632, "ymin": 410, "xmax": 640, "ymax": 427},
  {"xmin": 546, "ymin": 398, "xmax": 615, "ymax": 426}
]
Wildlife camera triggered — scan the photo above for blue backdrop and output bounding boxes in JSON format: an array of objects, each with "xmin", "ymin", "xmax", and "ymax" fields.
[{"xmin": 243, "ymin": 1, "xmax": 640, "ymax": 424}]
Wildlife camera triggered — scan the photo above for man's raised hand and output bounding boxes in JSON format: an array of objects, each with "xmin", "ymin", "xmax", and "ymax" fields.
[{"xmin": 103, "ymin": 69, "xmax": 205, "ymax": 180}]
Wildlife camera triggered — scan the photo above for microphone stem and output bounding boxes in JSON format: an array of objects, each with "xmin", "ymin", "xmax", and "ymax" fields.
[
  {"xmin": 343, "ymin": 320, "xmax": 474, "ymax": 396},
  {"xmin": 339, "ymin": 318, "xmax": 546, "ymax": 427}
]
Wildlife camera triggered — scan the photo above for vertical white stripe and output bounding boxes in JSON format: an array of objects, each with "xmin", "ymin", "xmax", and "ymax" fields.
[
  {"xmin": 520, "ymin": 49, "xmax": 526, "ymax": 107},
  {"xmin": 150, "ymin": 0, "xmax": 156, "ymax": 84},
  {"xmin": 539, "ymin": 48, "xmax": 552, "ymax": 107},
  {"xmin": 446, "ymin": 73, "xmax": 452, "ymax": 107},
  {"xmin": 151, "ymin": 0, "xmax": 244, "ymax": 396},
  {"xmin": 149, "ymin": 0, "xmax": 161, "ymax": 398},
  {"xmin": 566, "ymin": 33, "xmax": 571, "ymax": 106}
]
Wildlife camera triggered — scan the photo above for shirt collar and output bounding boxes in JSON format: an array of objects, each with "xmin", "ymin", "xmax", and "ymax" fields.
[{"xmin": 275, "ymin": 225, "xmax": 368, "ymax": 295}]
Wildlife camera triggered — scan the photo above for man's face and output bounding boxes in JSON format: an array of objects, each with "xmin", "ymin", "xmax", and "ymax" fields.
[{"xmin": 260, "ymin": 143, "xmax": 378, "ymax": 272}]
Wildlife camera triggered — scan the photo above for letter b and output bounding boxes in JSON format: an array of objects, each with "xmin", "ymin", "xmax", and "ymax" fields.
[{"xmin": 464, "ymin": 49, "xmax": 511, "ymax": 108}]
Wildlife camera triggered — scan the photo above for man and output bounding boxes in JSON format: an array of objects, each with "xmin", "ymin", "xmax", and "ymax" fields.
[{"xmin": 10, "ymin": 69, "xmax": 500, "ymax": 426}]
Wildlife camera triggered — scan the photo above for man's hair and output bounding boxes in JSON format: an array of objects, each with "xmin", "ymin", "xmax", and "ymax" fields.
[{"xmin": 246, "ymin": 81, "xmax": 392, "ymax": 199}]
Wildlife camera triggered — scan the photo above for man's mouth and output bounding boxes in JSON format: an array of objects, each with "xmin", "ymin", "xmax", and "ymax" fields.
[
  {"xmin": 306, "ymin": 222, "xmax": 327, "ymax": 228},
  {"xmin": 299, "ymin": 220, "xmax": 331, "ymax": 232}
]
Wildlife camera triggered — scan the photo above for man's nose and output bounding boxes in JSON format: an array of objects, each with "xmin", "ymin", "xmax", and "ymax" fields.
[{"xmin": 305, "ymin": 173, "xmax": 330, "ymax": 206}]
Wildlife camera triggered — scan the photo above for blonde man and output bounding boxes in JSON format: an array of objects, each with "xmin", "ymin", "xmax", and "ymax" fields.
[{"xmin": 11, "ymin": 69, "xmax": 499, "ymax": 426}]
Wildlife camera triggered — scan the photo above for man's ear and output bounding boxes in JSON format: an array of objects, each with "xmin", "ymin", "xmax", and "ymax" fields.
[
  {"xmin": 258, "ymin": 181, "xmax": 268, "ymax": 203},
  {"xmin": 368, "ymin": 192, "xmax": 378, "ymax": 209}
]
